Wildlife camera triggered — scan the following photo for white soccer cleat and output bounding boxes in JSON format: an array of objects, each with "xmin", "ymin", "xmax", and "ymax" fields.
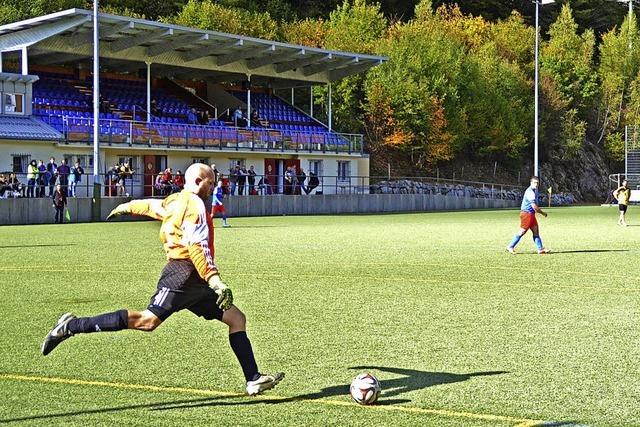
[
  {"xmin": 41, "ymin": 312, "xmax": 76, "ymax": 356},
  {"xmin": 246, "ymin": 372, "xmax": 285, "ymax": 396},
  {"xmin": 538, "ymin": 248, "xmax": 551, "ymax": 254},
  {"xmin": 506, "ymin": 246, "xmax": 517, "ymax": 255}
]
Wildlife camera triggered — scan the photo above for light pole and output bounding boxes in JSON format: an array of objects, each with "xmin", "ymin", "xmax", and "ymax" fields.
[
  {"xmin": 534, "ymin": 0, "xmax": 555, "ymax": 178},
  {"xmin": 93, "ymin": 0, "xmax": 101, "ymax": 217}
]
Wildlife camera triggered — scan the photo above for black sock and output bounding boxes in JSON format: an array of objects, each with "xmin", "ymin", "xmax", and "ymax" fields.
[
  {"xmin": 67, "ymin": 309, "xmax": 128, "ymax": 334},
  {"xmin": 229, "ymin": 331, "xmax": 260, "ymax": 382}
]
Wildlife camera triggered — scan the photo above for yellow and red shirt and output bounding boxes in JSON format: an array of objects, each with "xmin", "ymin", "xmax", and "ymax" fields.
[{"xmin": 123, "ymin": 190, "xmax": 218, "ymax": 281}]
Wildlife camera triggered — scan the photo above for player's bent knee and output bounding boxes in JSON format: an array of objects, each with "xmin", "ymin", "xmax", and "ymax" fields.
[{"xmin": 222, "ymin": 306, "xmax": 246, "ymax": 330}]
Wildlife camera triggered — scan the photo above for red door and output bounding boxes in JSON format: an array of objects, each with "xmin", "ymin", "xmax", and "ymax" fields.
[{"xmin": 144, "ymin": 155, "xmax": 157, "ymax": 196}]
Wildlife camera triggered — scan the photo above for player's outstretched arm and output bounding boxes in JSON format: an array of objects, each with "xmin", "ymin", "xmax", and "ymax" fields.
[{"xmin": 106, "ymin": 199, "xmax": 166, "ymax": 220}]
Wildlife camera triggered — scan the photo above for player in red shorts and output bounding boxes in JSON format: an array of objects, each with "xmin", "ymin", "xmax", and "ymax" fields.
[
  {"xmin": 211, "ymin": 179, "xmax": 230, "ymax": 227},
  {"xmin": 507, "ymin": 176, "xmax": 550, "ymax": 255}
]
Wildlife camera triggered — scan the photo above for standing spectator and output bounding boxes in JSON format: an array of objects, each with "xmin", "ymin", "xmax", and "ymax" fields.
[
  {"xmin": 173, "ymin": 170, "xmax": 185, "ymax": 192},
  {"xmin": 305, "ymin": 172, "xmax": 320, "ymax": 195},
  {"xmin": 27, "ymin": 159, "xmax": 38, "ymax": 198},
  {"xmin": 118, "ymin": 161, "xmax": 134, "ymax": 197},
  {"xmin": 247, "ymin": 165, "xmax": 257, "ymax": 195},
  {"xmin": 229, "ymin": 166, "xmax": 239, "ymax": 195},
  {"xmin": 265, "ymin": 164, "xmax": 276, "ymax": 195},
  {"xmin": 237, "ymin": 166, "xmax": 247, "ymax": 196},
  {"xmin": 150, "ymin": 99, "xmax": 161, "ymax": 118},
  {"xmin": 211, "ymin": 163, "xmax": 219, "ymax": 183},
  {"xmin": 233, "ymin": 106, "xmax": 244, "ymax": 127},
  {"xmin": 154, "ymin": 172, "xmax": 165, "ymax": 196},
  {"xmin": 69, "ymin": 161, "xmax": 84, "ymax": 197},
  {"xmin": 284, "ymin": 166, "xmax": 295, "ymax": 195},
  {"xmin": 57, "ymin": 159, "xmax": 70, "ymax": 196},
  {"xmin": 105, "ymin": 164, "xmax": 119, "ymax": 197},
  {"xmin": 37, "ymin": 160, "xmax": 47, "ymax": 197},
  {"xmin": 46, "ymin": 157, "xmax": 58, "ymax": 196},
  {"xmin": 52, "ymin": 184, "xmax": 67, "ymax": 224},
  {"xmin": 296, "ymin": 167, "xmax": 306, "ymax": 196}
]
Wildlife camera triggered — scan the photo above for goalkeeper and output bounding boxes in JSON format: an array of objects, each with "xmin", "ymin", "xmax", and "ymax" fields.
[{"xmin": 41, "ymin": 163, "xmax": 283, "ymax": 395}]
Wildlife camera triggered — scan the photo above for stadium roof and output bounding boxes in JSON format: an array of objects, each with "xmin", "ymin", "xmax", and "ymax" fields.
[
  {"xmin": 0, "ymin": 116, "xmax": 62, "ymax": 140},
  {"xmin": 0, "ymin": 9, "xmax": 387, "ymax": 86}
]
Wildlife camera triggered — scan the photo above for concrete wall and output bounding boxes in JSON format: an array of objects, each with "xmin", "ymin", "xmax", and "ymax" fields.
[{"xmin": 0, "ymin": 194, "xmax": 518, "ymax": 225}]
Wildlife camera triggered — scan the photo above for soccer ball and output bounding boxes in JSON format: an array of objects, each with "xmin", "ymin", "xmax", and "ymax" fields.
[{"xmin": 349, "ymin": 373, "xmax": 381, "ymax": 405}]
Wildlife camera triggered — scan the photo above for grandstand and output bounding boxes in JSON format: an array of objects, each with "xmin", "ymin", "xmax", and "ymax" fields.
[{"xmin": 0, "ymin": 9, "xmax": 385, "ymax": 197}]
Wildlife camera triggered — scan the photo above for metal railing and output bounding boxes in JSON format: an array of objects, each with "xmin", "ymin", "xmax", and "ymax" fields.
[
  {"xmin": 36, "ymin": 114, "xmax": 364, "ymax": 154},
  {"xmin": 0, "ymin": 172, "xmax": 523, "ymax": 200}
]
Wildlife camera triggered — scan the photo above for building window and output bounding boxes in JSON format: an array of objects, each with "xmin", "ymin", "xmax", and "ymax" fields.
[
  {"xmin": 68, "ymin": 154, "xmax": 94, "ymax": 170},
  {"xmin": 3, "ymin": 93, "xmax": 24, "ymax": 115},
  {"xmin": 308, "ymin": 160, "xmax": 323, "ymax": 176},
  {"xmin": 228, "ymin": 158, "xmax": 245, "ymax": 172},
  {"xmin": 192, "ymin": 157, "xmax": 209, "ymax": 165},
  {"xmin": 12, "ymin": 154, "xmax": 30, "ymax": 173},
  {"xmin": 337, "ymin": 161, "xmax": 350, "ymax": 182}
]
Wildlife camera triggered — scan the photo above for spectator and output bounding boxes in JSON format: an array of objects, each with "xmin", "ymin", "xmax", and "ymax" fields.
[
  {"xmin": 187, "ymin": 108, "xmax": 198, "ymax": 125},
  {"xmin": 105, "ymin": 164, "xmax": 119, "ymax": 196},
  {"xmin": 296, "ymin": 167, "xmax": 306, "ymax": 196},
  {"xmin": 7, "ymin": 173, "xmax": 23, "ymax": 197},
  {"xmin": 237, "ymin": 166, "xmax": 247, "ymax": 195},
  {"xmin": 305, "ymin": 172, "xmax": 320, "ymax": 195},
  {"xmin": 173, "ymin": 170, "xmax": 185, "ymax": 192},
  {"xmin": 284, "ymin": 166, "xmax": 295, "ymax": 195},
  {"xmin": 233, "ymin": 106, "xmax": 244, "ymax": 127},
  {"xmin": 37, "ymin": 160, "xmax": 47, "ymax": 197},
  {"xmin": 52, "ymin": 184, "xmax": 67, "ymax": 224},
  {"xmin": 247, "ymin": 165, "xmax": 257, "ymax": 195},
  {"xmin": 150, "ymin": 99, "xmax": 161, "ymax": 118},
  {"xmin": 69, "ymin": 161, "xmax": 84, "ymax": 197},
  {"xmin": 154, "ymin": 172, "xmax": 167, "ymax": 196},
  {"xmin": 118, "ymin": 161, "xmax": 134, "ymax": 197},
  {"xmin": 57, "ymin": 159, "xmax": 71, "ymax": 196},
  {"xmin": 229, "ymin": 165, "xmax": 239, "ymax": 195},
  {"xmin": 26, "ymin": 159, "xmax": 38, "ymax": 198},
  {"xmin": 251, "ymin": 109, "xmax": 259, "ymax": 125},
  {"xmin": 266, "ymin": 164, "xmax": 276, "ymax": 194},
  {"xmin": 211, "ymin": 163, "xmax": 219, "ymax": 183},
  {"xmin": 46, "ymin": 157, "xmax": 57, "ymax": 196},
  {"xmin": 0, "ymin": 174, "xmax": 9, "ymax": 197}
]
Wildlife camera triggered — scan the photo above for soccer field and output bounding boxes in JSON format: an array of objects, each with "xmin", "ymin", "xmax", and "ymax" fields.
[{"xmin": 0, "ymin": 206, "xmax": 637, "ymax": 426}]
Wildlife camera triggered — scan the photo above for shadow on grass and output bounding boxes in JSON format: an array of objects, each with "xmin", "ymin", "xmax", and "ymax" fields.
[
  {"xmin": 0, "ymin": 244, "xmax": 77, "ymax": 249},
  {"xmin": 1, "ymin": 368, "xmax": 508, "ymax": 422},
  {"xmin": 520, "ymin": 249, "xmax": 629, "ymax": 255},
  {"xmin": 0, "ymin": 397, "xmax": 225, "ymax": 424},
  {"xmin": 153, "ymin": 367, "xmax": 508, "ymax": 411}
]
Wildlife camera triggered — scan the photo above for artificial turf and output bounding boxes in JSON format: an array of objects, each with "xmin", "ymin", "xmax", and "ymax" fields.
[{"xmin": 0, "ymin": 206, "xmax": 637, "ymax": 426}]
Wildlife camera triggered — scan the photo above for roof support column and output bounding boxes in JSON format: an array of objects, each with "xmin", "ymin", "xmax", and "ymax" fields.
[
  {"xmin": 0, "ymin": 52, "xmax": 3, "ymax": 73},
  {"xmin": 291, "ymin": 87, "xmax": 294, "ymax": 106},
  {"xmin": 309, "ymin": 86, "xmax": 313, "ymax": 118},
  {"xmin": 328, "ymin": 82, "xmax": 332, "ymax": 131},
  {"xmin": 92, "ymin": 0, "xmax": 101, "ymax": 214},
  {"xmin": 246, "ymin": 74, "xmax": 251, "ymax": 129},
  {"xmin": 146, "ymin": 61, "xmax": 151, "ymax": 123},
  {"xmin": 20, "ymin": 46, "xmax": 28, "ymax": 75}
]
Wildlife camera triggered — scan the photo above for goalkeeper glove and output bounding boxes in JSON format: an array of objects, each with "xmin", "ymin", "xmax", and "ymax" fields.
[
  {"xmin": 106, "ymin": 203, "xmax": 130, "ymax": 220},
  {"xmin": 208, "ymin": 274, "xmax": 233, "ymax": 310}
]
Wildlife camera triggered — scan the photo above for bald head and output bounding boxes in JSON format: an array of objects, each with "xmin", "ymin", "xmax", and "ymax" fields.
[{"xmin": 185, "ymin": 163, "xmax": 215, "ymax": 200}]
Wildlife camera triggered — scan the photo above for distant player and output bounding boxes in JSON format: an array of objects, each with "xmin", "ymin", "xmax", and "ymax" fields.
[
  {"xmin": 41, "ymin": 163, "xmax": 283, "ymax": 395},
  {"xmin": 613, "ymin": 179, "xmax": 631, "ymax": 226},
  {"xmin": 507, "ymin": 176, "xmax": 550, "ymax": 255},
  {"xmin": 212, "ymin": 179, "xmax": 230, "ymax": 228}
]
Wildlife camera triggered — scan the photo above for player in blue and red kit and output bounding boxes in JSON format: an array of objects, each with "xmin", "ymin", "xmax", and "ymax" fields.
[
  {"xmin": 507, "ymin": 176, "xmax": 550, "ymax": 255},
  {"xmin": 211, "ymin": 179, "xmax": 230, "ymax": 227}
]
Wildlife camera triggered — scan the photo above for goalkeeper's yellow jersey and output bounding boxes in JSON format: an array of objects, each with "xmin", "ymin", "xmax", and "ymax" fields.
[
  {"xmin": 616, "ymin": 187, "xmax": 631, "ymax": 205},
  {"xmin": 124, "ymin": 190, "xmax": 218, "ymax": 281}
]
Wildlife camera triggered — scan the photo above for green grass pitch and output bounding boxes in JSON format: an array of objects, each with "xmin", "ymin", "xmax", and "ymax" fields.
[{"xmin": 0, "ymin": 206, "xmax": 637, "ymax": 426}]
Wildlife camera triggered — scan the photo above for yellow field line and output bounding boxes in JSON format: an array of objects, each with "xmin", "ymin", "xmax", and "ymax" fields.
[
  {"xmin": 0, "ymin": 267, "xmax": 639, "ymax": 293},
  {"xmin": 0, "ymin": 373, "xmax": 545, "ymax": 426}
]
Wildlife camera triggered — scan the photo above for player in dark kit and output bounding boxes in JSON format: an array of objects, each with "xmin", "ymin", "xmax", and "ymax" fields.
[{"xmin": 41, "ymin": 163, "xmax": 283, "ymax": 395}]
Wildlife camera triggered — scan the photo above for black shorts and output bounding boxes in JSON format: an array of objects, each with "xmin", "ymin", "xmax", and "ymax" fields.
[
  {"xmin": 148, "ymin": 260, "xmax": 224, "ymax": 322},
  {"xmin": 619, "ymin": 204, "xmax": 628, "ymax": 213}
]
